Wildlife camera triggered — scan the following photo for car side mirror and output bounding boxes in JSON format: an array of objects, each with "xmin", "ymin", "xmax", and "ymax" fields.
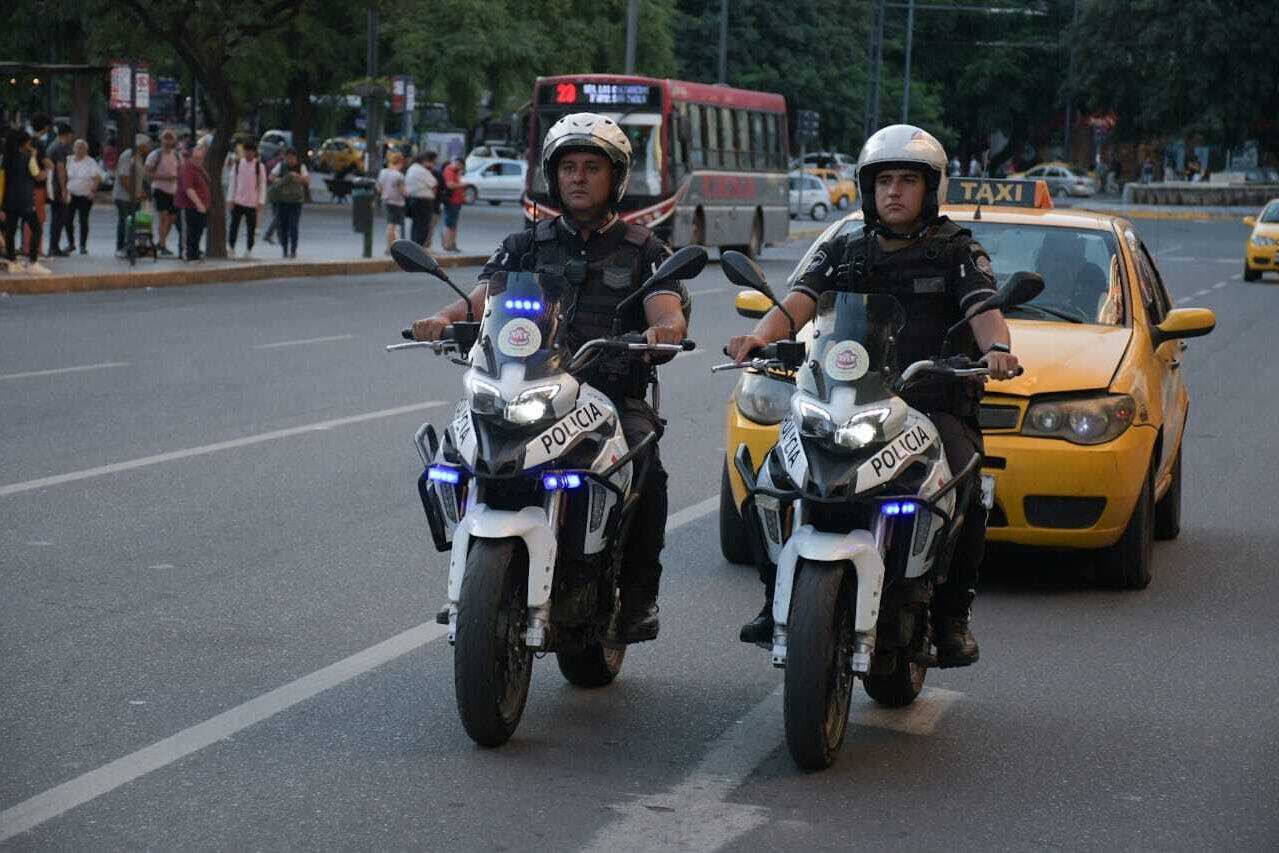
[
  {"xmin": 721, "ymin": 250, "xmax": 796, "ymax": 338},
  {"xmin": 647, "ymin": 245, "xmax": 708, "ymax": 288},
  {"xmin": 1242, "ymin": 215, "xmax": 1257, "ymax": 227},
  {"xmin": 735, "ymin": 291, "xmax": 772, "ymax": 319},
  {"xmin": 1151, "ymin": 307, "xmax": 1215, "ymax": 347}
]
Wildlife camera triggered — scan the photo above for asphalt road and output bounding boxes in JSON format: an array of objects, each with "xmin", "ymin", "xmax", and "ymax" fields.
[{"xmin": 1, "ymin": 218, "xmax": 1276, "ymax": 851}]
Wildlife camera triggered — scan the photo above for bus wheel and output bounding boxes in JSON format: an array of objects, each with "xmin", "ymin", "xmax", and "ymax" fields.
[
  {"xmin": 692, "ymin": 210, "xmax": 706, "ymax": 246},
  {"xmin": 745, "ymin": 214, "xmax": 763, "ymax": 259}
]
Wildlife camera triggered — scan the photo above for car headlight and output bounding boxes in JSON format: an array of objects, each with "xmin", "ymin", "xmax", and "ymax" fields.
[
  {"xmin": 795, "ymin": 399, "xmax": 835, "ymax": 439},
  {"xmin": 465, "ymin": 375, "xmax": 502, "ymax": 416},
  {"xmin": 1022, "ymin": 394, "xmax": 1136, "ymax": 445},
  {"xmin": 833, "ymin": 406, "xmax": 892, "ymax": 450},
  {"xmin": 735, "ymin": 372, "xmax": 792, "ymax": 425},
  {"xmin": 504, "ymin": 384, "xmax": 560, "ymax": 425},
  {"xmin": 1251, "ymin": 234, "xmax": 1276, "ymax": 247}
]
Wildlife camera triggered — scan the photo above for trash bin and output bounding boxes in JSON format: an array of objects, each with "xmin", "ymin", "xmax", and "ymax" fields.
[{"xmin": 352, "ymin": 188, "xmax": 375, "ymax": 234}]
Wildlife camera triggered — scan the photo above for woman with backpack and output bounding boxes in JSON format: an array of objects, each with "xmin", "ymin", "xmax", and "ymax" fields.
[
  {"xmin": 2, "ymin": 129, "xmax": 51, "ymax": 275},
  {"xmin": 271, "ymin": 148, "xmax": 308, "ymax": 258}
]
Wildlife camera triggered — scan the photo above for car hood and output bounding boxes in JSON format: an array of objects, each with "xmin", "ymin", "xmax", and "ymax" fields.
[{"xmin": 987, "ymin": 320, "xmax": 1131, "ymax": 396}]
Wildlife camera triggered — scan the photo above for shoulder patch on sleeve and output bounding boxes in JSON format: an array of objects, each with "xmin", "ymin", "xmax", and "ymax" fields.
[{"xmin": 804, "ymin": 249, "xmax": 828, "ymax": 275}]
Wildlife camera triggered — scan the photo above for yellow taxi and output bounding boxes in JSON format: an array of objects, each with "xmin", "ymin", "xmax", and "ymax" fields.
[
  {"xmin": 1242, "ymin": 199, "xmax": 1279, "ymax": 281},
  {"xmin": 720, "ymin": 177, "xmax": 1216, "ymax": 588},
  {"xmin": 315, "ymin": 137, "xmax": 366, "ymax": 174},
  {"xmin": 804, "ymin": 167, "xmax": 858, "ymax": 210}
]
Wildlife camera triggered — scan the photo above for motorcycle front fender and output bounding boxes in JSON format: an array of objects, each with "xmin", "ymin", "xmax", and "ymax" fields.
[
  {"xmin": 773, "ymin": 525, "xmax": 885, "ymax": 637},
  {"xmin": 448, "ymin": 504, "xmax": 559, "ymax": 610}
]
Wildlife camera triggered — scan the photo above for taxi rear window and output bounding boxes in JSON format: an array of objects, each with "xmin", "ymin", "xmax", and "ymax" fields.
[{"xmin": 966, "ymin": 223, "xmax": 1126, "ymax": 326}]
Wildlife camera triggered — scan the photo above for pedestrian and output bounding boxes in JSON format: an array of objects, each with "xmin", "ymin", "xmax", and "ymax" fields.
[
  {"xmin": 440, "ymin": 154, "xmax": 467, "ymax": 252},
  {"xmin": 1141, "ymin": 156, "xmax": 1155, "ymax": 184},
  {"xmin": 46, "ymin": 122, "xmax": 75, "ymax": 256},
  {"xmin": 113, "ymin": 133, "xmax": 151, "ymax": 258},
  {"xmin": 2, "ymin": 129, "xmax": 52, "ymax": 274},
  {"xmin": 144, "ymin": 129, "xmax": 183, "ymax": 256},
  {"xmin": 226, "ymin": 139, "xmax": 266, "ymax": 257},
  {"xmin": 404, "ymin": 151, "xmax": 437, "ymax": 248},
  {"xmin": 25, "ymin": 113, "xmax": 52, "ymax": 260},
  {"xmin": 271, "ymin": 147, "xmax": 307, "ymax": 259},
  {"xmin": 66, "ymin": 138, "xmax": 104, "ymax": 254},
  {"xmin": 427, "ymin": 152, "xmax": 445, "ymax": 248},
  {"xmin": 261, "ymin": 149, "xmax": 283, "ymax": 245},
  {"xmin": 967, "ymin": 152, "xmax": 982, "ymax": 178},
  {"xmin": 376, "ymin": 150, "xmax": 407, "ymax": 253},
  {"xmin": 178, "ymin": 140, "xmax": 211, "ymax": 261},
  {"xmin": 949, "ymin": 154, "xmax": 961, "ymax": 177}
]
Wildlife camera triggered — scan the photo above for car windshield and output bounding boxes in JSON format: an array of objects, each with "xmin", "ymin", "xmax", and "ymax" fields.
[
  {"xmin": 1260, "ymin": 202, "xmax": 1279, "ymax": 223},
  {"xmin": 797, "ymin": 292, "xmax": 905, "ymax": 404},
  {"xmin": 474, "ymin": 272, "xmax": 570, "ymax": 381},
  {"xmin": 965, "ymin": 223, "xmax": 1125, "ymax": 325}
]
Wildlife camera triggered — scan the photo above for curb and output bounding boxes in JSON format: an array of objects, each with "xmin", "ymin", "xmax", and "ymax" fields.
[
  {"xmin": 0, "ymin": 254, "xmax": 490, "ymax": 296},
  {"xmin": 1072, "ymin": 207, "xmax": 1251, "ymax": 222}
]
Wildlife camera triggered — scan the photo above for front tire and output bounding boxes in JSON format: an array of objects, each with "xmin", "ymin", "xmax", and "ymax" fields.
[
  {"xmin": 1154, "ymin": 446, "xmax": 1182, "ymax": 540},
  {"xmin": 784, "ymin": 561, "xmax": 854, "ymax": 770},
  {"xmin": 810, "ymin": 202, "xmax": 828, "ymax": 221},
  {"xmin": 557, "ymin": 592, "xmax": 626, "ymax": 687},
  {"xmin": 719, "ymin": 460, "xmax": 754, "ymax": 565},
  {"xmin": 1094, "ymin": 467, "xmax": 1154, "ymax": 589},
  {"xmin": 454, "ymin": 538, "xmax": 533, "ymax": 747},
  {"xmin": 1243, "ymin": 263, "xmax": 1260, "ymax": 282}
]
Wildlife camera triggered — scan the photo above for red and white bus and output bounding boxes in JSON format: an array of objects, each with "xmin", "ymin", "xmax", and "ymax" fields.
[{"xmin": 524, "ymin": 74, "xmax": 790, "ymax": 257}]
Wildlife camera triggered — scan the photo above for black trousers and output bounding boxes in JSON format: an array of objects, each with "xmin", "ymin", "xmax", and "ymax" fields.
[
  {"xmin": 228, "ymin": 204, "xmax": 257, "ymax": 250},
  {"xmin": 115, "ymin": 200, "xmax": 135, "ymax": 250},
  {"xmin": 408, "ymin": 198, "xmax": 433, "ymax": 246},
  {"xmin": 753, "ymin": 411, "xmax": 985, "ymax": 618},
  {"xmin": 3, "ymin": 207, "xmax": 41, "ymax": 263},
  {"xmin": 70, "ymin": 196, "xmax": 93, "ymax": 249},
  {"xmin": 49, "ymin": 199, "xmax": 72, "ymax": 252},
  {"xmin": 184, "ymin": 208, "xmax": 207, "ymax": 259},
  {"xmin": 619, "ymin": 398, "xmax": 669, "ymax": 598}
]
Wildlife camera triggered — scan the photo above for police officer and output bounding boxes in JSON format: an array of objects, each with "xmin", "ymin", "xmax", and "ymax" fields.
[
  {"xmin": 726, "ymin": 125, "xmax": 1020, "ymax": 667},
  {"xmin": 412, "ymin": 113, "xmax": 690, "ymax": 642}
]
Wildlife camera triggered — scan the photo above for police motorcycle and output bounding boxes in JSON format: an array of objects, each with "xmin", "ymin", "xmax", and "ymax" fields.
[
  {"xmin": 713, "ymin": 250, "xmax": 1041, "ymax": 769},
  {"xmin": 386, "ymin": 239, "xmax": 705, "ymax": 747}
]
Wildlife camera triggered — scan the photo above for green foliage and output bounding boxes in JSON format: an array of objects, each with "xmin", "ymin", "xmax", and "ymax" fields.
[{"xmin": 1069, "ymin": 0, "xmax": 1279, "ymax": 148}]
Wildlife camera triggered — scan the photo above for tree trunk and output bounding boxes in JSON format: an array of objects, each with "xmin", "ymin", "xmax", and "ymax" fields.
[
  {"xmin": 290, "ymin": 72, "xmax": 312, "ymax": 165},
  {"xmin": 202, "ymin": 76, "xmax": 239, "ymax": 259}
]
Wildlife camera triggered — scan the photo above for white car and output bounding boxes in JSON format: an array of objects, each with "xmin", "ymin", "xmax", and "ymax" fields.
[
  {"xmin": 789, "ymin": 173, "xmax": 829, "ymax": 220},
  {"xmin": 464, "ymin": 158, "xmax": 526, "ymax": 205},
  {"xmin": 465, "ymin": 144, "xmax": 520, "ymax": 175}
]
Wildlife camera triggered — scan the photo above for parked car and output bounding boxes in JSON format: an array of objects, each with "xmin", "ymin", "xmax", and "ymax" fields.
[
  {"xmin": 259, "ymin": 129, "xmax": 292, "ymax": 162},
  {"xmin": 465, "ymin": 144, "xmax": 520, "ymax": 174},
  {"xmin": 789, "ymin": 173, "xmax": 829, "ymax": 220},
  {"xmin": 1242, "ymin": 198, "xmax": 1279, "ymax": 281},
  {"xmin": 464, "ymin": 158, "xmax": 526, "ymax": 205},
  {"xmin": 1010, "ymin": 161, "xmax": 1099, "ymax": 197},
  {"xmin": 315, "ymin": 137, "xmax": 365, "ymax": 175},
  {"xmin": 791, "ymin": 151, "xmax": 857, "ymax": 179},
  {"xmin": 804, "ymin": 167, "xmax": 857, "ymax": 210}
]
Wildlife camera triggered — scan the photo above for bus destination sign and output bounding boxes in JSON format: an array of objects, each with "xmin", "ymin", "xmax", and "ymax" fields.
[{"xmin": 541, "ymin": 82, "xmax": 661, "ymax": 108}]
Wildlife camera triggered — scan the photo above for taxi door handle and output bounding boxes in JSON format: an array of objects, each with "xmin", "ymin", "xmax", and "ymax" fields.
[{"xmin": 1177, "ymin": 340, "xmax": 1188, "ymax": 352}]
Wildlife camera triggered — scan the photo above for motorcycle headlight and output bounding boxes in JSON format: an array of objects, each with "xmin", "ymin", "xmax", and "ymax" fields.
[
  {"xmin": 1251, "ymin": 234, "xmax": 1276, "ymax": 247},
  {"xmin": 795, "ymin": 399, "xmax": 835, "ymax": 439},
  {"xmin": 1022, "ymin": 394, "xmax": 1135, "ymax": 445},
  {"xmin": 504, "ymin": 384, "xmax": 561, "ymax": 425},
  {"xmin": 465, "ymin": 375, "xmax": 503, "ymax": 416},
  {"xmin": 833, "ymin": 406, "xmax": 891, "ymax": 450},
  {"xmin": 735, "ymin": 372, "xmax": 792, "ymax": 425}
]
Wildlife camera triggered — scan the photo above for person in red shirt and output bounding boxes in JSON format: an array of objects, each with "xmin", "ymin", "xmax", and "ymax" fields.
[
  {"xmin": 178, "ymin": 141, "xmax": 212, "ymax": 261},
  {"xmin": 440, "ymin": 155, "xmax": 467, "ymax": 252}
]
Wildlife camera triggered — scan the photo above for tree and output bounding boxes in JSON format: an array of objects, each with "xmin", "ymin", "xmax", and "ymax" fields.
[{"xmin": 1069, "ymin": 0, "xmax": 1279, "ymax": 150}]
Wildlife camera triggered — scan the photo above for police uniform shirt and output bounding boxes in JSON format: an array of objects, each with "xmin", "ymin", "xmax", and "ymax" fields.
[{"xmin": 480, "ymin": 215, "xmax": 687, "ymax": 340}]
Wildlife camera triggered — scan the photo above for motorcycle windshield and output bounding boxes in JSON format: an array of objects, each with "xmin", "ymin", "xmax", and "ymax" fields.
[
  {"xmin": 797, "ymin": 291, "xmax": 904, "ymax": 403},
  {"xmin": 476, "ymin": 271, "xmax": 569, "ymax": 380}
]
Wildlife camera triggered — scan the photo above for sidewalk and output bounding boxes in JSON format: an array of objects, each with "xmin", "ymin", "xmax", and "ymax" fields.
[
  {"xmin": 1057, "ymin": 193, "xmax": 1257, "ymax": 221},
  {"xmin": 1, "ymin": 199, "xmax": 494, "ymax": 295}
]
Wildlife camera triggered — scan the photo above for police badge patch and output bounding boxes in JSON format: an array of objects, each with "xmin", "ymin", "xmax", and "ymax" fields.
[
  {"xmin": 971, "ymin": 247, "xmax": 995, "ymax": 279},
  {"xmin": 804, "ymin": 249, "xmax": 827, "ymax": 275}
]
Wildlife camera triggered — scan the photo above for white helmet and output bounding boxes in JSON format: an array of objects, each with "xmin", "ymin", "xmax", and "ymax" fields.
[
  {"xmin": 856, "ymin": 124, "xmax": 949, "ymax": 230},
  {"xmin": 541, "ymin": 112, "xmax": 632, "ymax": 208}
]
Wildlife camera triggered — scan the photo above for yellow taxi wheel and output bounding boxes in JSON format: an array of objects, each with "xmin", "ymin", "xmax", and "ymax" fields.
[
  {"xmin": 1153, "ymin": 446, "xmax": 1181, "ymax": 541},
  {"xmin": 1243, "ymin": 263, "xmax": 1260, "ymax": 282},
  {"xmin": 1093, "ymin": 467, "xmax": 1154, "ymax": 589},
  {"xmin": 719, "ymin": 460, "xmax": 754, "ymax": 565}
]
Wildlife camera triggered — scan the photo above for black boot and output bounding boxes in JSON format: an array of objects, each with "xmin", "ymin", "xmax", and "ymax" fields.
[
  {"xmin": 434, "ymin": 603, "xmax": 450, "ymax": 625},
  {"xmin": 934, "ymin": 616, "xmax": 980, "ymax": 668},
  {"xmin": 619, "ymin": 588, "xmax": 659, "ymax": 643},
  {"xmin": 739, "ymin": 601, "xmax": 774, "ymax": 645}
]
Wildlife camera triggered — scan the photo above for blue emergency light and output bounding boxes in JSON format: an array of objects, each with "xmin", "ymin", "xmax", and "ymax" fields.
[
  {"xmin": 882, "ymin": 501, "xmax": 917, "ymax": 517},
  {"xmin": 427, "ymin": 465, "xmax": 461, "ymax": 484},
  {"xmin": 504, "ymin": 299, "xmax": 543, "ymax": 313},
  {"xmin": 542, "ymin": 473, "xmax": 583, "ymax": 490}
]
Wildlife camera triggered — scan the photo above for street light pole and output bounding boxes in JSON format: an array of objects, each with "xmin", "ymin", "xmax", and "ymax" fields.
[
  {"xmin": 901, "ymin": 0, "xmax": 915, "ymax": 123},
  {"xmin": 718, "ymin": 0, "xmax": 729, "ymax": 84},
  {"xmin": 1063, "ymin": 0, "xmax": 1079, "ymax": 163},
  {"xmin": 625, "ymin": 0, "xmax": 639, "ymax": 74},
  {"xmin": 366, "ymin": 7, "xmax": 381, "ymax": 177}
]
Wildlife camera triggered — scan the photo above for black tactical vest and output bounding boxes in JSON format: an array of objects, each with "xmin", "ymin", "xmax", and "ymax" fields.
[
  {"xmin": 838, "ymin": 220, "xmax": 982, "ymax": 415},
  {"xmin": 529, "ymin": 218, "xmax": 652, "ymax": 399}
]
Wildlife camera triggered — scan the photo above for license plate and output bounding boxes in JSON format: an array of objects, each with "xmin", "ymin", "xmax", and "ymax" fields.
[{"xmin": 979, "ymin": 474, "xmax": 996, "ymax": 510}]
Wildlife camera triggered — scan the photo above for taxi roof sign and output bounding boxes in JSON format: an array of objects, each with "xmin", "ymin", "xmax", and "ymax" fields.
[{"xmin": 945, "ymin": 178, "xmax": 1054, "ymax": 209}]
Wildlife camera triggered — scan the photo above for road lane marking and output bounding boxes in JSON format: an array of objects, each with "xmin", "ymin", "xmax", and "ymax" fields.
[
  {"xmin": 1176, "ymin": 296, "xmax": 1191, "ymax": 305},
  {"xmin": 0, "ymin": 401, "xmax": 447, "ymax": 498},
  {"xmin": 1194, "ymin": 289, "xmax": 1210, "ymax": 297},
  {"xmin": 0, "ymin": 362, "xmax": 130, "ymax": 381},
  {"xmin": 250, "ymin": 334, "xmax": 355, "ymax": 350},
  {"xmin": 1212, "ymin": 281, "xmax": 1228, "ymax": 289},
  {"xmin": 0, "ymin": 495, "xmax": 719, "ymax": 839},
  {"xmin": 690, "ymin": 286, "xmax": 728, "ymax": 296},
  {"xmin": 581, "ymin": 684, "xmax": 963, "ymax": 852},
  {"xmin": 1158, "ymin": 256, "xmax": 1238, "ymax": 264}
]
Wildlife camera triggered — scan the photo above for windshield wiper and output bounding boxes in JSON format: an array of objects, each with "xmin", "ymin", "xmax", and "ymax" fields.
[{"xmin": 1004, "ymin": 303, "xmax": 1084, "ymax": 324}]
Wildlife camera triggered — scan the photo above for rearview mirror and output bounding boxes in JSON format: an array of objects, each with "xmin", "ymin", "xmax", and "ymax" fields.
[
  {"xmin": 1243, "ymin": 215, "xmax": 1257, "ymax": 227},
  {"xmin": 720, "ymin": 250, "xmax": 775, "ymax": 301},
  {"xmin": 647, "ymin": 245, "xmax": 708, "ymax": 289},
  {"xmin": 735, "ymin": 291, "xmax": 772, "ymax": 319},
  {"xmin": 391, "ymin": 239, "xmax": 446, "ymax": 280},
  {"xmin": 1151, "ymin": 307, "xmax": 1215, "ymax": 347}
]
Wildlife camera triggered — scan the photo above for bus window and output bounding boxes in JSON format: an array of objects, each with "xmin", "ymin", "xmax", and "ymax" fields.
[
  {"xmin": 689, "ymin": 103, "xmax": 704, "ymax": 169},
  {"xmin": 750, "ymin": 112, "xmax": 765, "ymax": 171},
  {"xmin": 736, "ymin": 110, "xmax": 751, "ymax": 172},
  {"xmin": 720, "ymin": 106, "xmax": 736, "ymax": 169},
  {"xmin": 705, "ymin": 106, "xmax": 720, "ymax": 169}
]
